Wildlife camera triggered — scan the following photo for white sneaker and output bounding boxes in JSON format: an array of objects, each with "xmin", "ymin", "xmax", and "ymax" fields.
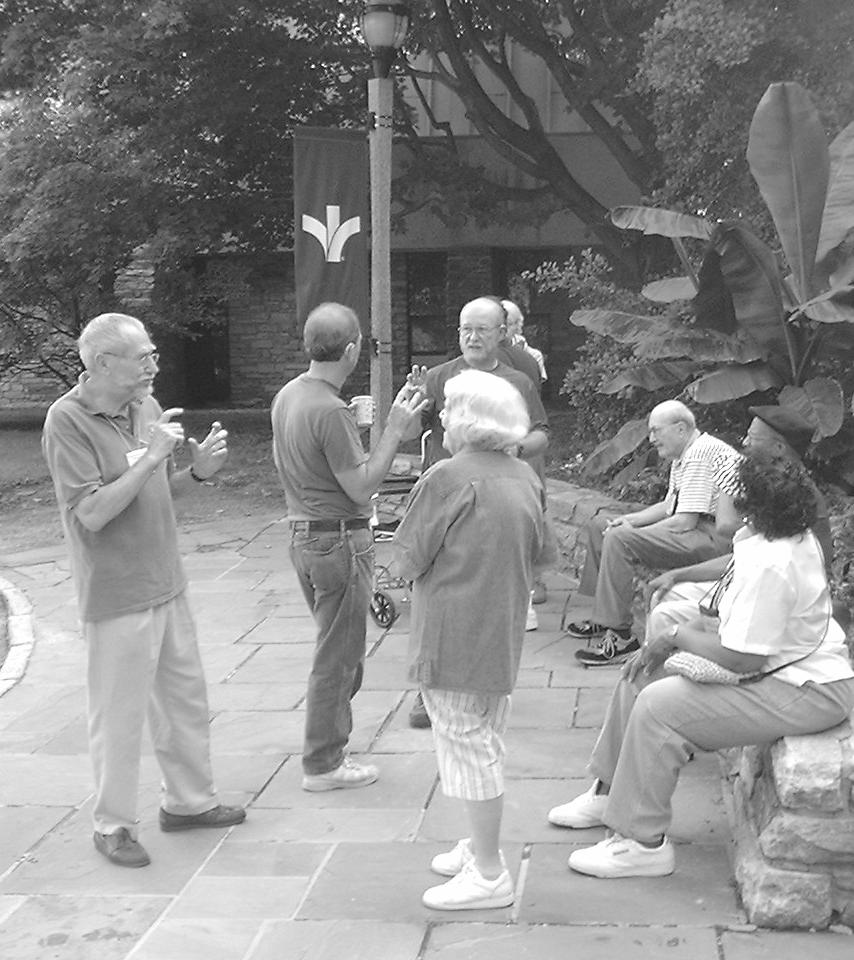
[
  {"xmin": 422, "ymin": 859, "xmax": 514, "ymax": 911},
  {"xmin": 547, "ymin": 782, "xmax": 608, "ymax": 828},
  {"xmin": 526, "ymin": 597, "xmax": 538, "ymax": 631},
  {"xmin": 302, "ymin": 757, "xmax": 379, "ymax": 792},
  {"xmin": 568, "ymin": 834, "xmax": 675, "ymax": 878},
  {"xmin": 430, "ymin": 838, "xmax": 507, "ymax": 877}
]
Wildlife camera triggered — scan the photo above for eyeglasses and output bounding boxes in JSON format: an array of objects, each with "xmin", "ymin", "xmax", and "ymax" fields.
[
  {"xmin": 648, "ymin": 421, "xmax": 682, "ymax": 438},
  {"xmin": 458, "ymin": 325, "xmax": 501, "ymax": 340},
  {"xmin": 102, "ymin": 349, "xmax": 160, "ymax": 366}
]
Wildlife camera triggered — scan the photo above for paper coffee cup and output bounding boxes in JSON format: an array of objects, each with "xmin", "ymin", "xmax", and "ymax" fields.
[{"xmin": 352, "ymin": 395, "xmax": 375, "ymax": 427}]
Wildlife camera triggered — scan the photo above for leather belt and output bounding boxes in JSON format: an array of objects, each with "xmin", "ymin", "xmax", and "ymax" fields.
[{"xmin": 290, "ymin": 518, "xmax": 371, "ymax": 532}]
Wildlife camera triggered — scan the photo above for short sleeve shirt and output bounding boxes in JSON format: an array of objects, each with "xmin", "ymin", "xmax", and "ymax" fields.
[
  {"xmin": 666, "ymin": 432, "xmax": 739, "ymax": 516},
  {"xmin": 270, "ymin": 373, "xmax": 370, "ymax": 520},
  {"xmin": 420, "ymin": 356, "xmax": 548, "ymax": 470},
  {"xmin": 41, "ymin": 378, "xmax": 186, "ymax": 622},
  {"xmin": 717, "ymin": 527, "xmax": 853, "ymax": 686}
]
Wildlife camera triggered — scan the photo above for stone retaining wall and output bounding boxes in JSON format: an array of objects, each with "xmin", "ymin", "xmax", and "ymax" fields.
[{"xmin": 721, "ymin": 725, "xmax": 854, "ymax": 929}]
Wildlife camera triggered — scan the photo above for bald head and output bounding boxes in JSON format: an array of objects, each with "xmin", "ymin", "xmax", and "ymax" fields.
[
  {"xmin": 647, "ymin": 400, "xmax": 697, "ymax": 460},
  {"xmin": 649, "ymin": 400, "xmax": 695, "ymax": 430},
  {"xmin": 303, "ymin": 302, "xmax": 361, "ymax": 362},
  {"xmin": 459, "ymin": 297, "xmax": 505, "ymax": 329}
]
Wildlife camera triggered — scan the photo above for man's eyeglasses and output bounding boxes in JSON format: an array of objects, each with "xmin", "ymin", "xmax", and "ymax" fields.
[
  {"xmin": 458, "ymin": 325, "xmax": 500, "ymax": 340},
  {"xmin": 102, "ymin": 349, "xmax": 160, "ymax": 366}
]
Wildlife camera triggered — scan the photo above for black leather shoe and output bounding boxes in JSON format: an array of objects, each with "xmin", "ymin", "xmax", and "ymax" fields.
[
  {"xmin": 159, "ymin": 804, "xmax": 246, "ymax": 832},
  {"xmin": 94, "ymin": 828, "xmax": 151, "ymax": 868}
]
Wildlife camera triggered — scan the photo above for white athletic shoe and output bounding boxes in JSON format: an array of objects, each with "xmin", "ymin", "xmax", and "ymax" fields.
[
  {"xmin": 430, "ymin": 838, "xmax": 507, "ymax": 877},
  {"xmin": 568, "ymin": 834, "xmax": 675, "ymax": 878},
  {"xmin": 547, "ymin": 782, "xmax": 608, "ymax": 828},
  {"xmin": 422, "ymin": 859, "xmax": 514, "ymax": 910},
  {"xmin": 526, "ymin": 597, "xmax": 538, "ymax": 631}
]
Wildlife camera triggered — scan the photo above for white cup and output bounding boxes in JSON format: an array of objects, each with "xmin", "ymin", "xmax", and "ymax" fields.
[{"xmin": 351, "ymin": 395, "xmax": 375, "ymax": 427}]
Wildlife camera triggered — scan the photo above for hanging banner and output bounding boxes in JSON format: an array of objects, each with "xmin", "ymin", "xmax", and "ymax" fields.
[{"xmin": 293, "ymin": 127, "xmax": 369, "ymax": 328}]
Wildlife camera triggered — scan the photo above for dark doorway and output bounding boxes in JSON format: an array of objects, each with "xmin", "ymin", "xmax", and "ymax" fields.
[{"xmin": 183, "ymin": 321, "xmax": 231, "ymax": 406}]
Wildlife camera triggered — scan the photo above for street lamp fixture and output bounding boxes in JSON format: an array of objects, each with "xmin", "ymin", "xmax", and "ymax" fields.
[
  {"xmin": 359, "ymin": 1, "xmax": 409, "ymax": 442},
  {"xmin": 360, "ymin": 2, "xmax": 410, "ymax": 78}
]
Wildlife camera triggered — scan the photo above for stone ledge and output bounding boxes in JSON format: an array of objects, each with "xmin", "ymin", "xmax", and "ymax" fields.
[{"xmin": 723, "ymin": 719, "xmax": 854, "ymax": 929}]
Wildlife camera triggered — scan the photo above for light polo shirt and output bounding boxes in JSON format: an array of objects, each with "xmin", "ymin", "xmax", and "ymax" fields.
[
  {"xmin": 666, "ymin": 432, "xmax": 738, "ymax": 517},
  {"xmin": 41, "ymin": 377, "xmax": 186, "ymax": 622},
  {"xmin": 718, "ymin": 527, "xmax": 853, "ymax": 686}
]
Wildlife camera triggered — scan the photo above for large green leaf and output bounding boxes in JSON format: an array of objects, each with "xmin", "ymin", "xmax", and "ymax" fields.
[
  {"xmin": 610, "ymin": 206, "xmax": 713, "ymax": 240},
  {"xmin": 685, "ymin": 362, "xmax": 781, "ymax": 404},
  {"xmin": 746, "ymin": 82, "xmax": 829, "ymax": 300},
  {"xmin": 582, "ymin": 417, "xmax": 650, "ymax": 476},
  {"xmin": 641, "ymin": 277, "xmax": 697, "ymax": 302},
  {"xmin": 815, "ymin": 120, "xmax": 854, "ymax": 265},
  {"xmin": 778, "ymin": 378, "xmax": 844, "ymax": 437},
  {"xmin": 570, "ymin": 309, "xmax": 673, "ymax": 341},
  {"xmin": 601, "ymin": 360, "xmax": 697, "ymax": 393},
  {"xmin": 695, "ymin": 222, "xmax": 787, "ymax": 352},
  {"xmin": 800, "ymin": 283, "xmax": 854, "ymax": 323},
  {"xmin": 634, "ymin": 331, "xmax": 764, "ymax": 364}
]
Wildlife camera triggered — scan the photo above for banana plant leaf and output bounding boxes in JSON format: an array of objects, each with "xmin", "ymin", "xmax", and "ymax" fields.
[
  {"xmin": 815, "ymin": 120, "xmax": 854, "ymax": 266},
  {"xmin": 610, "ymin": 206, "xmax": 713, "ymax": 240},
  {"xmin": 685, "ymin": 361, "xmax": 782, "ymax": 404},
  {"xmin": 641, "ymin": 277, "xmax": 698, "ymax": 302},
  {"xmin": 694, "ymin": 222, "xmax": 787, "ymax": 353},
  {"xmin": 570, "ymin": 309, "xmax": 673, "ymax": 342},
  {"xmin": 746, "ymin": 82, "xmax": 829, "ymax": 301},
  {"xmin": 582, "ymin": 417, "xmax": 650, "ymax": 476},
  {"xmin": 800, "ymin": 284, "xmax": 854, "ymax": 323},
  {"xmin": 778, "ymin": 378, "xmax": 844, "ymax": 438},
  {"xmin": 600, "ymin": 360, "xmax": 698, "ymax": 393},
  {"xmin": 633, "ymin": 331, "xmax": 764, "ymax": 364}
]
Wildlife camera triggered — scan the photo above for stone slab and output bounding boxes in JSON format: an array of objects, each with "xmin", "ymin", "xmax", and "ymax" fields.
[
  {"xmin": 0, "ymin": 755, "xmax": 93, "ymax": 805},
  {"xmin": 297, "ymin": 842, "xmax": 514, "ymax": 924},
  {"xmin": 249, "ymin": 919, "xmax": 425, "ymax": 960},
  {"xmin": 0, "ymin": 894, "xmax": 170, "ymax": 960},
  {"xmin": 520, "ymin": 841, "xmax": 743, "ymax": 926},
  {"xmin": 425, "ymin": 922, "xmax": 721, "ymax": 960},
  {"xmin": 131, "ymin": 918, "xmax": 261, "ymax": 960},
  {"xmin": 0, "ymin": 805, "xmax": 74, "ymax": 875},
  {"xmin": 233, "ymin": 807, "xmax": 422, "ymax": 843},
  {"xmin": 200, "ymin": 840, "xmax": 331, "ymax": 877},
  {"xmin": 721, "ymin": 929, "xmax": 854, "ymax": 958},
  {"xmin": 167, "ymin": 876, "xmax": 308, "ymax": 920}
]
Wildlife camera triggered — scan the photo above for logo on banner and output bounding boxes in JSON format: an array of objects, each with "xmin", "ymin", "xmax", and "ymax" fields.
[{"xmin": 302, "ymin": 205, "xmax": 361, "ymax": 263}]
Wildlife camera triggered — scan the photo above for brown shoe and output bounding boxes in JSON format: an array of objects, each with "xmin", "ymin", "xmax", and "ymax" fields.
[
  {"xmin": 93, "ymin": 828, "xmax": 150, "ymax": 868},
  {"xmin": 159, "ymin": 804, "xmax": 246, "ymax": 832}
]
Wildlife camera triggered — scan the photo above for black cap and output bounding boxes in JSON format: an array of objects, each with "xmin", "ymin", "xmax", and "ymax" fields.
[{"xmin": 748, "ymin": 405, "xmax": 815, "ymax": 458}]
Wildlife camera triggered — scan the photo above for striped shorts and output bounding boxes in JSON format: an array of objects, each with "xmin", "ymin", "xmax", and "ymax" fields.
[{"xmin": 420, "ymin": 686, "xmax": 511, "ymax": 801}]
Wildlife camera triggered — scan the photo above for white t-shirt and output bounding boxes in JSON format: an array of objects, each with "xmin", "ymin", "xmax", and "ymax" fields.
[{"xmin": 718, "ymin": 527, "xmax": 853, "ymax": 686}]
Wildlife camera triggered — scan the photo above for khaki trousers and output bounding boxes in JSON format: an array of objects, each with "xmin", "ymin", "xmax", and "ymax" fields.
[{"xmin": 84, "ymin": 592, "xmax": 218, "ymax": 837}]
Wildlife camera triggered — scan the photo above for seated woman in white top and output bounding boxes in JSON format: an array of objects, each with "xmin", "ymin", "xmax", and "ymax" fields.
[{"xmin": 546, "ymin": 449, "xmax": 854, "ymax": 880}]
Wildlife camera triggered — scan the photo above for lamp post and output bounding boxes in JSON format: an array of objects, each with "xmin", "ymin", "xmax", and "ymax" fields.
[{"xmin": 359, "ymin": 1, "xmax": 409, "ymax": 444}]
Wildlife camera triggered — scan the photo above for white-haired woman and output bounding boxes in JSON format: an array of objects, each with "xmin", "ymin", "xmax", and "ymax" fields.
[{"xmin": 393, "ymin": 369, "xmax": 551, "ymax": 912}]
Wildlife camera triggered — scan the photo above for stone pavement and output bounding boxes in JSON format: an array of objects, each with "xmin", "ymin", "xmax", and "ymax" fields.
[{"xmin": 0, "ymin": 511, "xmax": 852, "ymax": 960}]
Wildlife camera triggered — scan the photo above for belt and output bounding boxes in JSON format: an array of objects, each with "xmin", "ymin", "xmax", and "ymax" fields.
[{"xmin": 290, "ymin": 518, "xmax": 371, "ymax": 532}]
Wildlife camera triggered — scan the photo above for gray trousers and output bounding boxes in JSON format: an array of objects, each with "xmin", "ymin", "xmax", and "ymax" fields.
[
  {"xmin": 589, "ymin": 670, "xmax": 854, "ymax": 842},
  {"xmin": 578, "ymin": 515, "xmax": 730, "ymax": 630}
]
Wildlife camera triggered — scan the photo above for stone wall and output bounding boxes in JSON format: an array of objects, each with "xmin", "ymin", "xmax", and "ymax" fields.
[{"xmin": 722, "ymin": 724, "xmax": 854, "ymax": 929}]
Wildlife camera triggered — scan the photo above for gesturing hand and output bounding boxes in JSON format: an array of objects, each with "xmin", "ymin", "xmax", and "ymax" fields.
[
  {"xmin": 187, "ymin": 420, "xmax": 229, "ymax": 480},
  {"xmin": 148, "ymin": 407, "xmax": 185, "ymax": 462}
]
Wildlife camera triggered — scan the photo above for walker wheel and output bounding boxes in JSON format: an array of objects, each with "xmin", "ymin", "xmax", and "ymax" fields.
[{"xmin": 370, "ymin": 591, "xmax": 398, "ymax": 628}]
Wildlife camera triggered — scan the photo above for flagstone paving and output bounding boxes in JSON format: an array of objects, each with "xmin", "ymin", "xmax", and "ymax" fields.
[{"xmin": 1, "ymin": 506, "xmax": 852, "ymax": 958}]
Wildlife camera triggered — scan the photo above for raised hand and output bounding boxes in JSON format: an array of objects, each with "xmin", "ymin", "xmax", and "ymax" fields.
[
  {"xmin": 148, "ymin": 408, "xmax": 185, "ymax": 462},
  {"xmin": 187, "ymin": 420, "xmax": 229, "ymax": 480}
]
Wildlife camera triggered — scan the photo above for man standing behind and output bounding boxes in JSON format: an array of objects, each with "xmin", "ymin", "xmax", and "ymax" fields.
[
  {"xmin": 567, "ymin": 400, "xmax": 737, "ymax": 666},
  {"xmin": 271, "ymin": 302, "xmax": 426, "ymax": 792},
  {"xmin": 42, "ymin": 313, "xmax": 245, "ymax": 869}
]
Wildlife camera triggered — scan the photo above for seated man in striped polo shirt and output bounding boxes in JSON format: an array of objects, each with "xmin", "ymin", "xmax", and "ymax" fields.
[{"xmin": 567, "ymin": 400, "xmax": 738, "ymax": 666}]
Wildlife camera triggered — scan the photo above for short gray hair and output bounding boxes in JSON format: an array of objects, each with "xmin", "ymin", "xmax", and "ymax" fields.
[
  {"xmin": 77, "ymin": 313, "xmax": 148, "ymax": 369},
  {"xmin": 303, "ymin": 302, "xmax": 361, "ymax": 361},
  {"xmin": 442, "ymin": 369, "xmax": 530, "ymax": 453}
]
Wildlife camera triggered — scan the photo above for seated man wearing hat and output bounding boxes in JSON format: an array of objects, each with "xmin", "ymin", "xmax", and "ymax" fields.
[{"xmin": 643, "ymin": 403, "xmax": 836, "ymax": 648}]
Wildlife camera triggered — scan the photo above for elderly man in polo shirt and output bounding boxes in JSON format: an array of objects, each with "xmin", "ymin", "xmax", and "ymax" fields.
[
  {"xmin": 271, "ymin": 302, "xmax": 427, "ymax": 792},
  {"xmin": 42, "ymin": 313, "xmax": 245, "ymax": 869},
  {"xmin": 641, "ymin": 403, "xmax": 835, "ymax": 646},
  {"xmin": 567, "ymin": 400, "xmax": 737, "ymax": 666}
]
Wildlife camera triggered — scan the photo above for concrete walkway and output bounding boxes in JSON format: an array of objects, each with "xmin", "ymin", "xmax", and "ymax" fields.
[{"xmin": 0, "ymin": 512, "xmax": 851, "ymax": 959}]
